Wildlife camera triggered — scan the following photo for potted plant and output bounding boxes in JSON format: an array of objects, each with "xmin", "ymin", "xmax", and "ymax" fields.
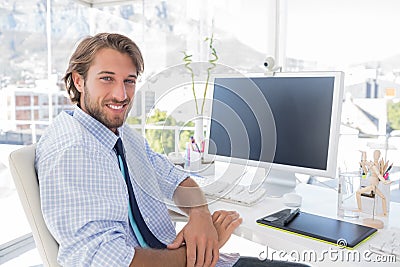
[{"xmin": 182, "ymin": 34, "xmax": 218, "ymax": 145}]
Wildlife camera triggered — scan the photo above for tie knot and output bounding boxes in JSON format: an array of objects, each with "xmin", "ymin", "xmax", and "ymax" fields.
[{"xmin": 114, "ymin": 138, "xmax": 124, "ymax": 156}]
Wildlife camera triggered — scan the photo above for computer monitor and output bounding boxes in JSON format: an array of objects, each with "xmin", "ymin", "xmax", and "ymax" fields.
[{"xmin": 205, "ymin": 71, "xmax": 344, "ymax": 197}]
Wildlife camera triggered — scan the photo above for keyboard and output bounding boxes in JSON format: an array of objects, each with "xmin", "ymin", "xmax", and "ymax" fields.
[
  {"xmin": 201, "ymin": 180, "xmax": 267, "ymax": 206},
  {"xmin": 369, "ymin": 227, "xmax": 400, "ymax": 260}
]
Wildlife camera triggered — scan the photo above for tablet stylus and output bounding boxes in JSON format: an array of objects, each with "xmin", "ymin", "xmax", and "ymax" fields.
[{"xmin": 283, "ymin": 208, "xmax": 300, "ymax": 225}]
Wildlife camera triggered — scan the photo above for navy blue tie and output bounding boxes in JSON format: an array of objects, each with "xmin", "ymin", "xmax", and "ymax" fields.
[{"xmin": 114, "ymin": 138, "xmax": 166, "ymax": 249}]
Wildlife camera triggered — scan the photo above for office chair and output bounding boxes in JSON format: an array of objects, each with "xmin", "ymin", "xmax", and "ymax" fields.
[
  {"xmin": 8, "ymin": 144, "xmax": 61, "ymax": 267},
  {"xmin": 8, "ymin": 144, "xmax": 188, "ymax": 266}
]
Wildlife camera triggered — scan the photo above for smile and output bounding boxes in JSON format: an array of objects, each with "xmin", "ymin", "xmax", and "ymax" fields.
[{"xmin": 107, "ymin": 104, "xmax": 125, "ymax": 110}]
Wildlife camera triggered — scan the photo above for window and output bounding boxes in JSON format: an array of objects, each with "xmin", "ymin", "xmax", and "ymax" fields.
[{"xmin": 285, "ymin": 0, "xmax": 400, "ymax": 178}]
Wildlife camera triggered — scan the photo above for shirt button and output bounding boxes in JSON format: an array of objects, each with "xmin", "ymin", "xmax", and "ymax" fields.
[{"xmin": 144, "ymin": 217, "xmax": 150, "ymax": 223}]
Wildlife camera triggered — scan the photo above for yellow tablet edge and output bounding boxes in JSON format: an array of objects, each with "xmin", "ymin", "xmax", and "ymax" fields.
[{"xmin": 256, "ymin": 222, "xmax": 377, "ymax": 250}]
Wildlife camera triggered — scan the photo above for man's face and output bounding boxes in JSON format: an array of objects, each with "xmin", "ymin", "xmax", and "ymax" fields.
[{"xmin": 72, "ymin": 48, "xmax": 137, "ymax": 133}]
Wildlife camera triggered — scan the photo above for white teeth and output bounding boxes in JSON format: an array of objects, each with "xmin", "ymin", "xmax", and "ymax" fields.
[{"xmin": 108, "ymin": 104, "xmax": 123, "ymax": 110}]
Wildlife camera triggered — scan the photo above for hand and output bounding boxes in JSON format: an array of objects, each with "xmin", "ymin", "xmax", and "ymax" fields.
[
  {"xmin": 168, "ymin": 209, "xmax": 219, "ymax": 267},
  {"xmin": 212, "ymin": 210, "xmax": 242, "ymax": 248}
]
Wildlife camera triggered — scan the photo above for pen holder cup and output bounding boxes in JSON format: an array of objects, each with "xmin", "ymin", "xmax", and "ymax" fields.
[
  {"xmin": 337, "ymin": 171, "xmax": 361, "ymax": 218},
  {"xmin": 189, "ymin": 155, "xmax": 215, "ymax": 177},
  {"xmin": 189, "ymin": 151, "xmax": 201, "ymax": 171},
  {"xmin": 184, "ymin": 142, "xmax": 215, "ymax": 177}
]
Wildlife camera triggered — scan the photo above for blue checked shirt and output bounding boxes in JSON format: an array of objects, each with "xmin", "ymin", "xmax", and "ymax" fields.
[{"xmin": 35, "ymin": 106, "xmax": 239, "ymax": 266}]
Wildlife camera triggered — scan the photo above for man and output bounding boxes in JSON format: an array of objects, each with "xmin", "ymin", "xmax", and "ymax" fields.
[{"xmin": 36, "ymin": 32, "xmax": 306, "ymax": 267}]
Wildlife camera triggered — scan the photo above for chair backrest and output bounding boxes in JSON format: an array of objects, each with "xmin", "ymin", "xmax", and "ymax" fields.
[{"xmin": 8, "ymin": 144, "xmax": 61, "ymax": 267}]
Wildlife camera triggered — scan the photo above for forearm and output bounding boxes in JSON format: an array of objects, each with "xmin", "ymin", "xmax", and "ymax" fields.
[
  {"xmin": 171, "ymin": 177, "xmax": 220, "ymax": 266},
  {"xmin": 173, "ymin": 177, "xmax": 209, "ymax": 215},
  {"xmin": 130, "ymin": 246, "xmax": 186, "ymax": 267}
]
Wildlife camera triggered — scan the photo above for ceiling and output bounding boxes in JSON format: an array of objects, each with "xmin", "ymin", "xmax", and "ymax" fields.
[{"xmin": 74, "ymin": 0, "xmax": 135, "ymax": 7}]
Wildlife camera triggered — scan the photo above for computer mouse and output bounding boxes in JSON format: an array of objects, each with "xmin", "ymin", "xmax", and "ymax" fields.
[{"xmin": 283, "ymin": 193, "xmax": 302, "ymax": 207}]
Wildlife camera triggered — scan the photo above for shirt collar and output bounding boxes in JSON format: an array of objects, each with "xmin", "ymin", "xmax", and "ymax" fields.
[{"xmin": 72, "ymin": 105, "xmax": 124, "ymax": 150}]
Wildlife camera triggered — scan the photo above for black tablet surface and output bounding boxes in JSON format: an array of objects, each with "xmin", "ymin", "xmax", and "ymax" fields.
[{"xmin": 257, "ymin": 209, "xmax": 377, "ymax": 248}]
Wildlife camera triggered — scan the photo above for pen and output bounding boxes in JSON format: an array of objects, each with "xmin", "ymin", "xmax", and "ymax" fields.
[
  {"xmin": 383, "ymin": 172, "xmax": 389, "ymax": 180},
  {"xmin": 384, "ymin": 163, "xmax": 393, "ymax": 175},
  {"xmin": 190, "ymin": 136, "xmax": 201, "ymax": 152},
  {"xmin": 283, "ymin": 208, "xmax": 300, "ymax": 225}
]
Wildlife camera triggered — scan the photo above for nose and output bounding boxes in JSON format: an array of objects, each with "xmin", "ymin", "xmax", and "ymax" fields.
[{"xmin": 111, "ymin": 80, "xmax": 127, "ymax": 101}]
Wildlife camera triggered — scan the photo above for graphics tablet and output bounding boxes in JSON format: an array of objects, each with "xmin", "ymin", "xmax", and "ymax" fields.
[{"xmin": 256, "ymin": 209, "xmax": 377, "ymax": 248}]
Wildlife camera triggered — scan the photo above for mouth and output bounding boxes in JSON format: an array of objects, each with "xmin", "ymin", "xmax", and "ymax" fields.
[
  {"xmin": 107, "ymin": 103, "xmax": 125, "ymax": 110},
  {"xmin": 105, "ymin": 102, "xmax": 130, "ymax": 115}
]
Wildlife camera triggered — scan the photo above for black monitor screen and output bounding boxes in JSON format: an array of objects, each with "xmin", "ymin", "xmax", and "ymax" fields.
[{"xmin": 208, "ymin": 76, "xmax": 335, "ymax": 170}]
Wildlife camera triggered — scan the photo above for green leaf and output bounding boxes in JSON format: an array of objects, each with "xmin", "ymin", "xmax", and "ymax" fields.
[{"xmin": 181, "ymin": 34, "xmax": 219, "ymax": 115}]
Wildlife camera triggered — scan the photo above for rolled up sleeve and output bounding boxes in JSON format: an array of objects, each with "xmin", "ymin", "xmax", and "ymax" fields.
[{"xmin": 143, "ymin": 141, "xmax": 189, "ymax": 200}]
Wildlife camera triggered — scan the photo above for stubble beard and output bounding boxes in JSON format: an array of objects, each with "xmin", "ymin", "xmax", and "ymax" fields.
[{"xmin": 83, "ymin": 85, "xmax": 132, "ymax": 131}]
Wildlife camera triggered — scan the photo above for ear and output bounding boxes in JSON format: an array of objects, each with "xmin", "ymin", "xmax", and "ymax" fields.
[{"xmin": 72, "ymin": 71, "xmax": 84, "ymax": 93}]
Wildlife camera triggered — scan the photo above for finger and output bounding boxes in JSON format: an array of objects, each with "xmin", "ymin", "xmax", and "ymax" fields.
[
  {"xmin": 195, "ymin": 238, "xmax": 206, "ymax": 266},
  {"xmin": 167, "ymin": 230, "xmax": 184, "ymax": 249},
  {"xmin": 226, "ymin": 217, "xmax": 243, "ymax": 233},
  {"xmin": 219, "ymin": 210, "xmax": 236, "ymax": 218},
  {"xmin": 227, "ymin": 212, "xmax": 240, "ymax": 221},
  {"xmin": 212, "ymin": 210, "xmax": 233, "ymax": 219},
  {"xmin": 203, "ymin": 240, "xmax": 214, "ymax": 266},
  {"xmin": 212, "ymin": 210, "xmax": 222, "ymax": 222},
  {"xmin": 211, "ymin": 241, "xmax": 219, "ymax": 266},
  {"xmin": 220, "ymin": 212, "xmax": 239, "ymax": 229},
  {"xmin": 213, "ymin": 210, "xmax": 231, "ymax": 224},
  {"xmin": 219, "ymin": 215, "xmax": 241, "ymax": 236},
  {"xmin": 186, "ymin": 239, "xmax": 196, "ymax": 267}
]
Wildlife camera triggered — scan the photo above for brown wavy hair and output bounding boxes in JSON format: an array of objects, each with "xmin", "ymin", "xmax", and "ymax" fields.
[{"xmin": 63, "ymin": 33, "xmax": 144, "ymax": 103}]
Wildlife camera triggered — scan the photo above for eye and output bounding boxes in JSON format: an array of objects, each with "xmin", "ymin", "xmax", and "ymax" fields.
[
  {"xmin": 100, "ymin": 76, "xmax": 112, "ymax": 81},
  {"xmin": 124, "ymin": 79, "xmax": 136, "ymax": 85}
]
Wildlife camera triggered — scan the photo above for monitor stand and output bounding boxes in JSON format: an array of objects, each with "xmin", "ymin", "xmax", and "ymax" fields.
[
  {"xmin": 210, "ymin": 162, "xmax": 296, "ymax": 198},
  {"xmin": 258, "ymin": 167, "xmax": 297, "ymax": 197}
]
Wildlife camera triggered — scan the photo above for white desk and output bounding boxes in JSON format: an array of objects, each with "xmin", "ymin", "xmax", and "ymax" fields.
[{"xmin": 204, "ymin": 183, "xmax": 399, "ymax": 266}]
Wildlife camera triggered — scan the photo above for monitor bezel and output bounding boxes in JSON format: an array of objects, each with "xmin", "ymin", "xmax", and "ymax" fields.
[{"xmin": 204, "ymin": 71, "xmax": 344, "ymax": 179}]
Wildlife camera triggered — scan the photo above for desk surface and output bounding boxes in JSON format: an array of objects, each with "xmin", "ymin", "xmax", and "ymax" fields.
[{"xmin": 204, "ymin": 183, "xmax": 399, "ymax": 266}]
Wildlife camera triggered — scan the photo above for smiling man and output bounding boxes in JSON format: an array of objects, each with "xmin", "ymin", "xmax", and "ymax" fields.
[
  {"xmin": 35, "ymin": 32, "xmax": 244, "ymax": 267},
  {"xmin": 35, "ymin": 32, "xmax": 307, "ymax": 267}
]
